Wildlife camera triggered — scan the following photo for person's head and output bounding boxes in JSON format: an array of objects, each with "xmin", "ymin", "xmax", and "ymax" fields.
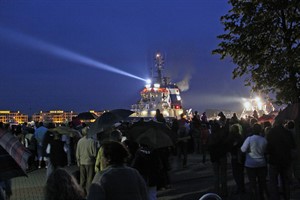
[
  {"xmin": 100, "ymin": 141, "xmax": 130, "ymax": 168},
  {"xmin": 38, "ymin": 122, "xmax": 44, "ymax": 128},
  {"xmin": 263, "ymin": 121, "xmax": 272, "ymax": 128},
  {"xmin": 218, "ymin": 112, "xmax": 224, "ymax": 117},
  {"xmin": 139, "ymin": 117, "xmax": 144, "ymax": 122},
  {"xmin": 230, "ymin": 124, "xmax": 240, "ymax": 135},
  {"xmin": 180, "ymin": 113, "xmax": 185, "ymax": 119},
  {"xmin": 287, "ymin": 121, "xmax": 295, "ymax": 129},
  {"xmin": 264, "ymin": 126, "xmax": 271, "ymax": 136},
  {"xmin": 109, "ymin": 129, "xmax": 122, "ymax": 142},
  {"xmin": 252, "ymin": 123, "xmax": 262, "ymax": 135},
  {"xmin": 47, "ymin": 123, "xmax": 55, "ymax": 129},
  {"xmin": 45, "ymin": 168, "xmax": 85, "ymax": 200},
  {"xmin": 81, "ymin": 126, "xmax": 89, "ymax": 137},
  {"xmin": 15, "ymin": 125, "xmax": 22, "ymax": 135},
  {"xmin": 273, "ymin": 118, "xmax": 285, "ymax": 127},
  {"xmin": 250, "ymin": 118, "xmax": 258, "ymax": 125}
]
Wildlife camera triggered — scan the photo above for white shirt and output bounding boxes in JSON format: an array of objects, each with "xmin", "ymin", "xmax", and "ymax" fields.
[{"xmin": 241, "ymin": 135, "xmax": 267, "ymax": 168}]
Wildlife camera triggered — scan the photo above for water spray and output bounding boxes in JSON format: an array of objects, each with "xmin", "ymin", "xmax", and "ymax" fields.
[{"xmin": 0, "ymin": 27, "xmax": 147, "ymax": 82}]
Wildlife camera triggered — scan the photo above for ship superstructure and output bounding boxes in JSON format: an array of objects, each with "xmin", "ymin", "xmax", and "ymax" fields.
[{"xmin": 131, "ymin": 53, "xmax": 184, "ymax": 118}]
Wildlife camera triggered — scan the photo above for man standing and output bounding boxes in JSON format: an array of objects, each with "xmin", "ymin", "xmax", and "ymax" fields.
[
  {"xmin": 76, "ymin": 127, "xmax": 97, "ymax": 195},
  {"xmin": 34, "ymin": 122, "xmax": 48, "ymax": 169},
  {"xmin": 154, "ymin": 109, "xmax": 166, "ymax": 123},
  {"xmin": 177, "ymin": 113, "xmax": 190, "ymax": 168},
  {"xmin": 267, "ymin": 120, "xmax": 296, "ymax": 200}
]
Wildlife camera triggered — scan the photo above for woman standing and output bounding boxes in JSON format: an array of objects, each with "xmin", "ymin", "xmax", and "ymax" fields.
[
  {"xmin": 45, "ymin": 168, "xmax": 85, "ymax": 200},
  {"xmin": 241, "ymin": 123, "xmax": 268, "ymax": 200},
  {"xmin": 88, "ymin": 141, "xmax": 148, "ymax": 200}
]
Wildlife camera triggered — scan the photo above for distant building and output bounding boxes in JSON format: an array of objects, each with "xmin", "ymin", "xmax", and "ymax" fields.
[
  {"xmin": 0, "ymin": 110, "xmax": 28, "ymax": 124},
  {"xmin": 0, "ymin": 109, "xmax": 104, "ymax": 125},
  {"xmin": 31, "ymin": 110, "xmax": 77, "ymax": 124},
  {"xmin": 31, "ymin": 110, "xmax": 104, "ymax": 124}
]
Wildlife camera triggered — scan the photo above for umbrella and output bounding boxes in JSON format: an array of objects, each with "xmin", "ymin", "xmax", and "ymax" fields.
[
  {"xmin": 128, "ymin": 120, "xmax": 176, "ymax": 149},
  {"xmin": 88, "ymin": 109, "xmax": 134, "ymax": 136},
  {"xmin": 200, "ymin": 193, "xmax": 222, "ymax": 200},
  {"xmin": 77, "ymin": 112, "xmax": 98, "ymax": 120},
  {"xmin": 48, "ymin": 126, "xmax": 81, "ymax": 138},
  {"xmin": 0, "ymin": 129, "xmax": 31, "ymax": 180}
]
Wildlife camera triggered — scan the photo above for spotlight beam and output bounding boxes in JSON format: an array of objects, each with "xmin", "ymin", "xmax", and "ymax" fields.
[{"xmin": 0, "ymin": 27, "xmax": 147, "ymax": 82}]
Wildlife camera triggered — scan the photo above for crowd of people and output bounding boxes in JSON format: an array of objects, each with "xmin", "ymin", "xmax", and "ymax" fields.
[
  {"xmin": 204, "ymin": 111, "xmax": 297, "ymax": 200},
  {"xmin": 0, "ymin": 109, "xmax": 299, "ymax": 200}
]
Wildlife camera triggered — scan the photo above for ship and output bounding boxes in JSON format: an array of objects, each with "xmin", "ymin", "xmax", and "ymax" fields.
[{"xmin": 131, "ymin": 53, "xmax": 184, "ymax": 119}]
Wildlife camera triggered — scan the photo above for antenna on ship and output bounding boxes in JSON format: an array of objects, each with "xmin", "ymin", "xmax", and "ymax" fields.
[{"xmin": 155, "ymin": 52, "xmax": 164, "ymax": 85}]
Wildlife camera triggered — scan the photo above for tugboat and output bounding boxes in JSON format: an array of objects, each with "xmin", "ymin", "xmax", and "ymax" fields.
[{"xmin": 131, "ymin": 53, "xmax": 184, "ymax": 118}]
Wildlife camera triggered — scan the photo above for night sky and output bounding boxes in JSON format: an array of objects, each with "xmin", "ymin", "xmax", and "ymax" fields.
[{"xmin": 0, "ymin": 0, "xmax": 250, "ymax": 115}]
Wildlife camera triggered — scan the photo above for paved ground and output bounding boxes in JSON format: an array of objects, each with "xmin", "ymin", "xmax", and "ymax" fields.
[{"xmin": 10, "ymin": 153, "xmax": 300, "ymax": 200}]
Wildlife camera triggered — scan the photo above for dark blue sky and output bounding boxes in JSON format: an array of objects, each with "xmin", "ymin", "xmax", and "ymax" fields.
[{"xmin": 0, "ymin": 0, "xmax": 250, "ymax": 115}]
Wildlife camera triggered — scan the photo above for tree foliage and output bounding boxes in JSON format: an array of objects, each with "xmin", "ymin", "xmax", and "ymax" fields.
[{"xmin": 213, "ymin": 0, "xmax": 300, "ymax": 105}]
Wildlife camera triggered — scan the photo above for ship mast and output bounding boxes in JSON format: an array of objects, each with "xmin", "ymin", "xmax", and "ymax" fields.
[{"xmin": 155, "ymin": 53, "xmax": 164, "ymax": 85}]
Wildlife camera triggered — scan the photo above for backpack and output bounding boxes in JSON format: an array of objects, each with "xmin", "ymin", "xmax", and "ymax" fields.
[{"xmin": 177, "ymin": 119, "xmax": 190, "ymax": 139}]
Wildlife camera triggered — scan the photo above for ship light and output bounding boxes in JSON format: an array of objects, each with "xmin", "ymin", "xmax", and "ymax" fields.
[
  {"xmin": 145, "ymin": 84, "xmax": 151, "ymax": 88},
  {"xmin": 178, "ymin": 110, "xmax": 184, "ymax": 116},
  {"xmin": 162, "ymin": 110, "xmax": 169, "ymax": 116},
  {"xmin": 141, "ymin": 110, "xmax": 148, "ymax": 116},
  {"xmin": 154, "ymin": 83, "xmax": 160, "ymax": 88},
  {"xmin": 175, "ymin": 105, "xmax": 181, "ymax": 109},
  {"xmin": 146, "ymin": 79, "xmax": 152, "ymax": 84},
  {"xmin": 150, "ymin": 110, "xmax": 156, "ymax": 116}
]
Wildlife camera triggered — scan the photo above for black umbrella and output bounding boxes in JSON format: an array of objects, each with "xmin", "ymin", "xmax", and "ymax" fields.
[
  {"xmin": 0, "ymin": 130, "xmax": 31, "ymax": 180},
  {"xmin": 88, "ymin": 109, "xmax": 134, "ymax": 136},
  {"xmin": 128, "ymin": 120, "xmax": 177, "ymax": 149},
  {"xmin": 77, "ymin": 112, "xmax": 98, "ymax": 120},
  {"xmin": 48, "ymin": 126, "xmax": 81, "ymax": 138}
]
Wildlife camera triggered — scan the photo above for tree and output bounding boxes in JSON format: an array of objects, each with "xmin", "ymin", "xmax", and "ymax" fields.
[{"xmin": 213, "ymin": 0, "xmax": 300, "ymax": 105}]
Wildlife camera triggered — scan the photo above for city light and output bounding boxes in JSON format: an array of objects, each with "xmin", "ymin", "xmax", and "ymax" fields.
[{"xmin": 154, "ymin": 83, "xmax": 160, "ymax": 88}]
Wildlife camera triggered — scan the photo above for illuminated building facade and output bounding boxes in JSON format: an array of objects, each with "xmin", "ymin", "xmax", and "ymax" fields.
[
  {"xmin": 31, "ymin": 110, "xmax": 77, "ymax": 124},
  {"xmin": 31, "ymin": 110, "xmax": 103, "ymax": 124},
  {"xmin": 0, "ymin": 110, "xmax": 103, "ymax": 125},
  {"xmin": 0, "ymin": 110, "xmax": 28, "ymax": 124}
]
